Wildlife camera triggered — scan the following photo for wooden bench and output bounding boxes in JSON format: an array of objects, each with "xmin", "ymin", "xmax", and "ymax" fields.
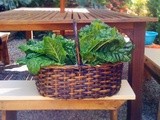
[
  {"xmin": 0, "ymin": 32, "xmax": 10, "ymax": 65},
  {"xmin": 144, "ymin": 48, "xmax": 160, "ymax": 120},
  {"xmin": 0, "ymin": 80, "xmax": 135, "ymax": 120}
]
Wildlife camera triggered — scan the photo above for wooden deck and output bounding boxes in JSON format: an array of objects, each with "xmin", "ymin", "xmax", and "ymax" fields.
[{"xmin": 0, "ymin": 65, "xmax": 33, "ymax": 81}]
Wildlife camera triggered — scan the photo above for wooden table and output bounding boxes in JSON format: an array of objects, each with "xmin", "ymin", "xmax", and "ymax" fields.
[
  {"xmin": 0, "ymin": 80, "xmax": 135, "ymax": 120},
  {"xmin": 145, "ymin": 48, "xmax": 160, "ymax": 68},
  {"xmin": 0, "ymin": 32, "xmax": 10, "ymax": 65},
  {"xmin": 144, "ymin": 48, "xmax": 160, "ymax": 120},
  {"xmin": 144, "ymin": 48, "xmax": 160, "ymax": 83},
  {"xmin": 0, "ymin": 7, "xmax": 158, "ymax": 120}
]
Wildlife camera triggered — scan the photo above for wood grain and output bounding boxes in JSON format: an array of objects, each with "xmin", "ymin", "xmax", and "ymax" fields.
[
  {"xmin": 0, "ymin": 80, "xmax": 135, "ymax": 101},
  {"xmin": 0, "ymin": 8, "xmax": 157, "ymax": 26},
  {"xmin": 0, "ymin": 80, "xmax": 135, "ymax": 120}
]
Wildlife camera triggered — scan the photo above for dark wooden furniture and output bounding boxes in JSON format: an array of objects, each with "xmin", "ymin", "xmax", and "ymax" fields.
[
  {"xmin": 144, "ymin": 48, "xmax": 160, "ymax": 83},
  {"xmin": 0, "ymin": 32, "xmax": 10, "ymax": 65},
  {"xmin": 0, "ymin": 7, "xmax": 158, "ymax": 120},
  {"xmin": 144, "ymin": 48, "xmax": 160, "ymax": 120}
]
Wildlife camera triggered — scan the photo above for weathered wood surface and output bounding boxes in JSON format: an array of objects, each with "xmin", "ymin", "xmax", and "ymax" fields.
[
  {"xmin": 144, "ymin": 48, "xmax": 160, "ymax": 83},
  {"xmin": 0, "ymin": 80, "xmax": 135, "ymax": 110},
  {"xmin": 0, "ymin": 8, "xmax": 157, "ymax": 31},
  {"xmin": 0, "ymin": 80, "xmax": 135, "ymax": 120},
  {"xmin": 145, "ymin": 48, "xmax": 160, "ymax": 69},
  {"xmin": 144, "ymin": 47, "xmax": 160, "ymax": 120},
  {"xmin": 0, "ymin": 65, "xmax": 33, "ymax": 80}
]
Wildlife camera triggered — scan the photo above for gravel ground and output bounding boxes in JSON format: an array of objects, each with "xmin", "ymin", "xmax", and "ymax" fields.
[{"xmin": 0, "ymin": 38, "xmax": 159, "ymax": 120}]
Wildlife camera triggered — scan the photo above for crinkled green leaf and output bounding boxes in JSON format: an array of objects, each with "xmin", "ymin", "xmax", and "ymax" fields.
[
  {"xmin": 79, "ymin": 19, "xmax": 134, "ymax": 65},
  {"xmin": 18, "ymin": 40, "xmax": 45, "ymax": 54},
  {"xmin": 18, "ymin": 44, "xmax": 30, "ymax": 52},
  {"xmin": 26, "ymin": 53, "xmax": 41, "ymax": 59},
  {"xmin": 16, "ymin": 57, "xmax": 28, "ymax": 65},
  {"xmin": 27, "ymin": 56, "xmax": 55, "ymax": 75}
]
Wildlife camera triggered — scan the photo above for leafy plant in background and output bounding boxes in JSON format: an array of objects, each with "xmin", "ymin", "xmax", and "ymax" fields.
[
  {"xmin": 17, "ymin": 20, "xmax": 134, "ymax": 75},
  {"xmin": 106, "ymin": 0, "xmax": 129, "ymax": 13},
  {"xmin": 0, "ymin": 0, "xmax": 32, "ymax": 10},
  {"xmin": 147, "ymin": 0, "xmax": 160, "ymax": 44},
  {"xmin": 89, "ymin": 0, "xmax": 107, "ymax": 8},
  {"xmin": 76, "ymin": 0, "xmax": 128, "ymax": 13},
  {"xmin": 75, "ymin": 0, "xmax": 107, "ymax": 8},
  {"xmin": 0, "ymin": 0, "xmax": 60, "ymax": 10},
  {"xmin": 126, "ymin": 0, "xmax": 149, "ymax": 16},
  {"xmin": 28, "ymin": 0, "xmax": 59, "ymax": 7}
]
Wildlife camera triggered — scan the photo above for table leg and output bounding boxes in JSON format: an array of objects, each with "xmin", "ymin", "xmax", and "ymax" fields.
[
  {"xmin": 60, "ymin": 30, "xmax": 65, "ymax": 36},
  {"xmin": 110, "ymin": 110, "xmax": 118, "ymax": 120},
  {"xmin": 158, "ymin": 101, "xmax": 160, "ymax": 120},
  {"xmin": 144, "ymin": 66, "xmax": 152, "ymax": 80},
  {"xmin": 127, "ymin": 22, "xmax": 146, "ymax": 120},
  {"xmin": 25, "ymin": 31, "xmax": 33, "ymax": 40},
  {"xmin": 0, "ymin": 38, "xmax": 2, "ymax": 62},
  {"xmin": 1, "ymin": 111, "xmax": 17, "ymax": 120},
  {"xmin": 60, "ymin": 0, "xmax": 66, "ymax": 13},
  {"xmin": 2, "ymin": 40, "xmax": 10, "ymax": 65}
]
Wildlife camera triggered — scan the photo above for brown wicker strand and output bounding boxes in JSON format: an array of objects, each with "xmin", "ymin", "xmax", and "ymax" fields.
[{"xmin": 36, "ymin": 63, "xmax": 123, "ymax": 99}]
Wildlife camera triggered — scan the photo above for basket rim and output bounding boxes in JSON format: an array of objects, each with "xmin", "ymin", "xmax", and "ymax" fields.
[{"xmin": 41, "ymin": 62, "xmax": 123, "ymax": 69}]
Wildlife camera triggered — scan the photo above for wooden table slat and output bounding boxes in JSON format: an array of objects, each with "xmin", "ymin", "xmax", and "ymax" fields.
[
  {"xmin": 73, "ymin": 12, "xmax": 80, "ymax": 20},
  {"xmin": 0, "ymin": 80, "xmax": 135, "ymax": 100},
  {"xmin": 81, "ymin": 12, "xmax": 95, "ymax": 20},
  {"xmin": 145, "ymin": 48, "xmax": 160, "ymax": 68},
  {"xmin": 31, "ymin": 11, "xmax": 54, "ymax": 21},
  {"xmin": 51, "ymin": 12, "xmax": 66, "ymax": 21},
  {"xmin": 77, "ymin": 12, "xmax": 89, "ymax": 20},
  {"xmin": 88, "ymin": 9, "xmax": 106, "ymax": 19},
  {"xmin": 0, "ymin": 8, "xmax": 157, "ymax": 25},
  {"xmin": 64, "ymin": 9, "xmax": 72, "ymax": 20},
  {"xmin": 97, "ymin": 9, "xmax": 118, "ymax": 19}
]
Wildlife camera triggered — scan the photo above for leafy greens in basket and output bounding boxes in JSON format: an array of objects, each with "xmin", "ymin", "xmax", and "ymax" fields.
[{"xmin": 17, "ymin": 20, "xmax": 134, "ymax": 75}]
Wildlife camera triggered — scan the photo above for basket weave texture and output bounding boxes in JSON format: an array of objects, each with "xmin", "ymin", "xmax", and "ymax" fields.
[{"xmin": 36, "ymin": 62, "xmax": 123, "ymax": 99}]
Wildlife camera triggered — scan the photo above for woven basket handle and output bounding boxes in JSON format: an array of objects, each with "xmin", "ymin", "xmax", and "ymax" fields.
[{"xmin": 73, "ymin": 20, "xmax": 83, "ymax": 66}]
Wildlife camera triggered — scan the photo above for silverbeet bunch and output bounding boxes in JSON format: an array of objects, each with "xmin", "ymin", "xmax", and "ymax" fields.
[{"xmin": 17, "ymin": 20, "xmax": 134, "ymax": 75}]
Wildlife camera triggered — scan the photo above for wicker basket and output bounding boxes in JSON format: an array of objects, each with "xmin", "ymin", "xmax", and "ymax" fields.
[
  {"xmin": 35, "ymin": 21, "xmax": 123, "ymax": 99},
  {"xmin": 36, "ymin": 63, "xmax": 123, "ymax": 99}
]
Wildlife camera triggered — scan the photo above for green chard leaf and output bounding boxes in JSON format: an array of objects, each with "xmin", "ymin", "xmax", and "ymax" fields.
[
  {"xmin": 79, "ymin": 19, "xmax": 134, "ymax": 65},
  {"xmin": 18, "ymin": 40, "xmax": 45, "ymax": 54},
  {"xmin": 17, "ymin": 20, "xmax": 134, "ymax": 75},
  {"xmin": 17, "ymin": 57, "xmax": 28, "ymax": 65},
  {"xmin": 27, "ymin": 56, "xmax": 55, "ymax": 75},
  {"xmin": 27, "ymin": 57, "xmax": 41, "ymax": 75},
  {"xmin": 44, "ymin": 36, "xmax": 67, "ymax": 64}
]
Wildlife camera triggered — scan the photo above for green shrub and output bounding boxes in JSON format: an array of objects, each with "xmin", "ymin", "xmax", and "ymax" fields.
[
  {"xmin": 0, "ymin": 0, "xmax": 32, "ymax": 10},
  {"xmin": 126, "ymin": 0, "xmax": 149, "ymax": 16},
  {"xmin": 147, "ymin": 0, "xmax": 160, "ymax": 43}
]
